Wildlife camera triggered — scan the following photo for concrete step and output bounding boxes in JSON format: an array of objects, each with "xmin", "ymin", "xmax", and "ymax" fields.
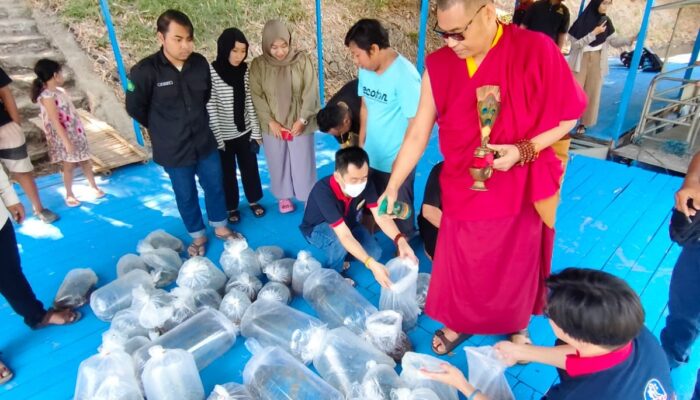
[
  {"xmin": 16, "ymin": 90, "xmax": 88, "ymax": 122},
  {"xmin": 7, "ymin": 65, "xmax": 78, "ymax": 93},
  {"xmin": 0, "ymin": 4, "xmax": 32, "ymax": 19},
  {"xmin": 0, "ymin": 49, "xmax": 66, "ymax": 69},
  {"xmin": 0, "ymin": 37, "xmax": 52, "ymax": 55},
  {"xmin": 0, "ymin": 18, "xmax": 38, "ymax": 36},
  {"xmin": 0, "ymin": 34, "xmax": 47, "ymax": 45}
]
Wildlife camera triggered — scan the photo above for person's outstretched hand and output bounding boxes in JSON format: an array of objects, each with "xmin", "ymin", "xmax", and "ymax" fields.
[
  {"xmin": 378, "ymin": 186, "xmax": 399, "ymax": 217},
  {"xmin": 397, "ymin": 237, "xmax": 418, "ymax": 264},
  {"xmin": 420, "ymin": 362, "xmax": 470, "ymax": 393},
  {"xmin": 368, "ymin": 259, "xmax": 393, "ymax": 289}
]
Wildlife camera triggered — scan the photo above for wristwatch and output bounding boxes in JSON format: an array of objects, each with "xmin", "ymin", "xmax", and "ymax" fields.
[{"xmin": 299, "ymin": 117, "xmax": 309, "ymax": 126}]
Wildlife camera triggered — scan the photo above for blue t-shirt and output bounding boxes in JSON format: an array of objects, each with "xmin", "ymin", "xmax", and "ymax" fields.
[
  {"xmin": 544, "ymin": 327, "xmax": 674, "ymax": 400},
  {"xmin": 358, "ymin": 54, "xmax": 421, "ymax": 173}
]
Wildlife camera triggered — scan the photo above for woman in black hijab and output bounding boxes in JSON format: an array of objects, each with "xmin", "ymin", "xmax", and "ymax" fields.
[
  {"xmin": 207, "ymin": 28, "xmax": 266, "ymax": 223},
  {"xmin": 568, "ymin": 0, "xmax": 636, "ymax": 135}
]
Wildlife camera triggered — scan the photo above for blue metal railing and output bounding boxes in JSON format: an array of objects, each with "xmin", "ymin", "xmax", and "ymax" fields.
[
  {"xmin": 416, "ymin": 0, "xmax": 430, "ymax": 74},
  {"xmin": 315, "ymin": 0, "xmax": 326, "ymax": 106}
]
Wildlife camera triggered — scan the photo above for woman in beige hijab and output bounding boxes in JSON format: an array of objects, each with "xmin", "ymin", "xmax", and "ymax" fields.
[{"xmin": 250, "ymin": 20, "xmax": 320, "ymax": 213}]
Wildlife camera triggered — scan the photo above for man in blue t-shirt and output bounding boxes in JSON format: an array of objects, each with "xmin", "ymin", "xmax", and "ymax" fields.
[
  {"xmin": 345, "ymin": 19, "xmax": 421, "ymax": 237},
  {"xmin": 300, "ymin": 147, "xmax": 416, "ymax": 287},
  {"xmin": 420, "ymin": 268, "xmax": 674, "ymax": 400}
]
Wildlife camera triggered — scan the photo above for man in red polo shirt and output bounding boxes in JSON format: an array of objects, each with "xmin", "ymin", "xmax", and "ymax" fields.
[
  {"xmin": 300, "ymin": 147, "xmax": 416, "ymax": 287},
  {"xmin": 420, "ymin": 268, "xmax": 674, "ymax": 400}
]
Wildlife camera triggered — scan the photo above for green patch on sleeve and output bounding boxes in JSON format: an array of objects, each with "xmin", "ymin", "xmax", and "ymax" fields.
[{"xmin": 126, "ymin": 79, "xmax": 135, "ymax": 92}]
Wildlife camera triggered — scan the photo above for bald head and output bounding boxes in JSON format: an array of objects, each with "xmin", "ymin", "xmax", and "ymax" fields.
[{"xmin": 437, "ymin": 0, "xmax": 491, "ymax": 11}]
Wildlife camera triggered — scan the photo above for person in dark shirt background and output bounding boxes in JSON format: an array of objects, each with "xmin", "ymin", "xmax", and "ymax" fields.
[
  {"xmin": 126, "ymin": 9, "xmax": 240, "ymax": 257},
  {"xmin": 317, "ymin": 79, "xmax": 360, "ymax": 148},
  {"xmin": 418, "ymin": 162, "xmax": 442, "ymax": 260},
  {"xmin": 521, "ymin": 0, "xmax": 570, "ymax": 49}
]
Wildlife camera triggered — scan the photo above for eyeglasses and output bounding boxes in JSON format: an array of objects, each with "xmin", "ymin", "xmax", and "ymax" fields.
[{"xmin": 433, "ymin": 4, "xmax": 486, "ymax": 42}]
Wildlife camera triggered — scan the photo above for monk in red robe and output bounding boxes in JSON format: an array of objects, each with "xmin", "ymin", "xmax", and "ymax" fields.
[{"xmin": 380, "ymin": 0, "xmax": 587, "ymax": 354}]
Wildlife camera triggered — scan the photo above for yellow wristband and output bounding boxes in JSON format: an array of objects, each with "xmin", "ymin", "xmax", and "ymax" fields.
[{"xmin": 363, "ymin": 256, "xmax": 374, "ymax": 268}]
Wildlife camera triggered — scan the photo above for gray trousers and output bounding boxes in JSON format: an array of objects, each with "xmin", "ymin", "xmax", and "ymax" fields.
[{"xmin": 262, "ymin": 132, "xmax": 317, "ymax": 202}]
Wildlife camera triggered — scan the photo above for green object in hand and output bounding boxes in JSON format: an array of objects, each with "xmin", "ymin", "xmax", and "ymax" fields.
[{"xmin": 378, "ymin": 197, "xmax": 412, "ymax": 220}]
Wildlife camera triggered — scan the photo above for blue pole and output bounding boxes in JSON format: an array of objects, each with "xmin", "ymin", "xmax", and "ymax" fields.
[
  {"xmin": 684, "ymin": 28, "xmax": 700, "ymax": 82},
  {"xmin": 578, "ymin": 0, "xmax": 586, "ymax": 16},
  {"xmin": 98, "ymin": 0, "xmax": 144, "ymax": 146},
  {"xmin": 315, "ymin": 0, "xmax": 326, "ymax": 106},
  {"xmin": 610, "ymin": 0, "xmax": 654, "ymax": 145},
  {"xmin": 416, "ymin": 0, "xmax": 430, "ymax": 74}
]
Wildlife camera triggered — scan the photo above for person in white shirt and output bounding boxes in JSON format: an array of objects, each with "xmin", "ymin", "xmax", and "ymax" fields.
[{"xmin": 0, "ymin": 167, "xmax": 81, "ymax": 385}]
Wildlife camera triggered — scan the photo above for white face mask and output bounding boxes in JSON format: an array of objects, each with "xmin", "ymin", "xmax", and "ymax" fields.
[{"xmin": 343, "ymin": 181, "xmax": 367, "ymax": 198}]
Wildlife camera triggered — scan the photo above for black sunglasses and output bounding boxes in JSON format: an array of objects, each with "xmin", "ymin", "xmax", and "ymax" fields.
[{"xmin": 433, "ymin": 4, "xmax": 486, "ymax": 41}]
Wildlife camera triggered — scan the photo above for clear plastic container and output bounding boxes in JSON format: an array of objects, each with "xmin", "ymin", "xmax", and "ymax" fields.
[
  {"xmin": 219, "ymin": 288, "xmax": 252, "ymax": 326},
  {"xmin": 313, "ymin": 327, "xmax": 395, "ymax": 396},
  {"xmin": 465, "ymin": 346, "xmax": 515, "ymax": 400},
  {"xmin": 303, "ymin": 268, "xmax": 378, "ymax": 335},
  {"xmin": 177, "ymin": 256, "xmax": 227, "ymax": 293},
  {"xmin": 109, "ymin": 308, "xmax": 150, "ymax": 339},
  {"xmin": 240, "ymin": 299, "xmax": 328, "ymax": 364},
  {"xmin": 379, "ymin": 258, "xmax": 420, "ymax": 331},
  {"xmin": 262, "ymin": 258, "xmax": 294, "ymax": 285},
  {"xmin": 257, "ymin": 281, "xmax": 291, "ymax": 304},
  {"xmin": 219, "ymin": 238, "xmax": 261, "ymax": 278},
  {"xmin": 225, "ymin": 273, "xmax": 262, "ymax": 302},
  {"xmin": 363, "ymin": 310, "xmax": 412, "ymax": 362},
  {"xmin": 360, "ymin": 363, "xmax": 406, "ymax": 400},
  {"xmin": 132, "ymin": 308, "xmax": 237, "ymax": 372},
  {"xmin": 90, "ymin": 269, "xmax": 154, "ymax": 321},
  {"xmin": 292, "ymin": 251, "xmax": 322, "ymax": 295},
  {"xmin": 54, "ymin": 268, "xmax": 98, "ymax": 308},
  {"xmin": 206, "ymin": 383, "xmax": 254, "ymax": 400},
  {"xmin": 141, "ymin": 248, "xmax": 183, "ymax": 287},
  {"xmin": 131, "ymin": 286, "xmax": 175, "ymax": 330},
  {"xmin": 416, "ymin": 273, "xmax": 431, "ymax": 311},
  {"xmin": 117, "ymin": 254, "xmax": 149, "ymax": 278},
  {"xmin": 137, "ymin": 229, "xmax": 184, "ymax": 254},
  {"xmin": 243, "ymin": 345, "xmax": 343, "ymax": 400},
  {"xmin": 255, "ymin": 245, "xmax": 284, "ymax": 266},
  {"xmin": 399, "ymin": 352, "xmax": 459, "ymax": 400},
  {"xmin": 142, "ymin": 345, "xmax": 205, "ymax": 400},
  {"xmin": 74, "ymin": 343, "xmax": 142, "ymax": 400}
]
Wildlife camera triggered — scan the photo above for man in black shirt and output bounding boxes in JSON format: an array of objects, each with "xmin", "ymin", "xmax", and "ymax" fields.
[
  {"xmin": 316, "ymin": 79, "xmax": 360, "ymax": 148},
  {"xmin": 0, "ymin": 67, "xmax": 57, "ymax": 223},
  {"xmin": 521, "ymin": 0, "xmax": 570, "ymax": 49},
  {"xmin": 418, "ymin": 162, "xmax": 443, "ymax": 260},
  {"xmin": 126, "ymin": 9, "xmax": 239, "ymax": 257}
]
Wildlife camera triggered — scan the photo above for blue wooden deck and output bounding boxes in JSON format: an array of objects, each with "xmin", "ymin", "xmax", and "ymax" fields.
[{"xmin": 1, "ymin": 130, "xmax": 698, "ymax": 399}]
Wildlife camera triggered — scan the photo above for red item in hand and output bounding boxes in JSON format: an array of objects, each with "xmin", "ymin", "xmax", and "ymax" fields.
[
  {"xmin": 472, "ymin": 156, "xmax": 490, "ymax": 169},
  {"xmin": 281, "ymin": 129, "xmax": 294, "ymax": 141}
]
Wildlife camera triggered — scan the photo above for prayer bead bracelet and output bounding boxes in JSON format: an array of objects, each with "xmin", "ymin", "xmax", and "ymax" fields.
[{"xmin": 515, "ymin": 139, "xmax": 538, "ymax": 166}]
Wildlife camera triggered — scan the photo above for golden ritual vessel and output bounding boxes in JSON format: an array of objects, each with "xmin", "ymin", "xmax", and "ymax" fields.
[{"xmin": 470, "ymin": 85, "xmax": 501, "ymax": 191}]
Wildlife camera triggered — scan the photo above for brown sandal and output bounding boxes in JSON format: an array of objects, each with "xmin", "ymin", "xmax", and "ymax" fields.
[
  {"xmin": 0, "ymin": 360, "xmax": 13, "ymax": 385},
  {"xmin": 187, "ymin": 240, "xmax": 207, "ymax": 257},
  {"xmin": 36, "ymin": 308, "xmax": 82, "ymax": 329},
  {"xmin": 432, "ymin": 328, "xmax": 472, "ymax": 355}
]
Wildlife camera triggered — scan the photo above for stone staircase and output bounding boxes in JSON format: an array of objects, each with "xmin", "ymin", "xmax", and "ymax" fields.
[{"xmin": 0, "ymin": 0, "xmax": 91, "ymax": 163}]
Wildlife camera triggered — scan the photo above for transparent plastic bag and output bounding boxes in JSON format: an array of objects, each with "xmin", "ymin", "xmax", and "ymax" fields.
[
  {"xmin": 207, "ymin": 383, "xmax": 254, "ymax": 400},
  {"xmin": 262, "ymin": 258, "xmax": 294, "ymax": 285},
  {"xmin": 123, "ymin": 336, "xmax": 150, "ymax": 355},
  {"xmin": 177, "ymin": 256, "xmax": 227, "ymax": 292},
  {"xmin": 131, "ymin": 286, "xmax": 175, "ymax": 330},
  {"xmin": 313, "ymin": 327, "xmax": 396, "ymax": 396},
  {"xmin": 465, "ymin": 346, "xmax": 515, "ymax": 400},
  {"xmin": 292, "ymin": 250, "xmax": 322, "ymax": 294},
  {"xmin": 137, "ymin": 229, "xmax": 184, "ymax": 254},
  {"xmin": 400, "ymin": 352, "xmax": 459, "ymax": 400},
  {"xmin": 225, "ymin": 273, "xmax": 262, "ymax": 301},
  {"xmin": 163, "ymin": 287, "xmax": 199, "ymax": 331},
  {"xmin": 109, "ymin": 308, "xmax": 150, "ymax": 339},
  {"xmin": 240, "ymin": 299, "xmax": 328, "ymax": 364},
  {"xmin": 360, "ymin": 363, "xmax": 406, "ymax": 400},
  {"xmin": 92, "ymin": 376, "xmax": 144, "ymax": 400},
  {"xmin": 243, "ymin": 344, "xmax": 343, "ymax": 400},
  {"xmin": 132, "ymin": 308, "xmax": 237, "ymax": 372},
  {"xmin": 194, "ymin": 288, "xmax": 223, "ymax": 310},
  {"xmin": 117, "ymin": 254, "xmax": 149, "ymax": 278},
  {"xmin": 74, "ymin": 342, "xmax": 142, "ymax": 400},
  {"xmin": 257, "ymin": 281, "xmax": 291, "ymax": 304},
  {"xmin": 219, "ymin": 288, "xmax": 252, "ymax": 326},
  {"xmin": 54, "ymin": 268, "xmax": 98, "ymax": 308},
  {"xmin": 142, "ymin": 345, "xmax": 205, "ymax": 400},
  {"xmin": 391, "ymin": 388, "xmax": 440, "ymax": 400},
  {"xmin": 379, "ymin": 258, "xmax": 420, "ymax": 330},
  {"xmin": 220, "ymin": 238, "xmax": 261, "ymax": 277},
  {"xmin": 303, "ymin": 268, "xmax": 378, "ymax": 335},
  {"xmin": 255, "ymin": 245, "xmax": 284, "ymax": 266},
  {"xmin": 416, "ymin": 273, "xmax": 430, "ymax": 310},
  {"xmin": 141, "ymin": 248, "xmax": 183, "ymax": 287},
  {"xmin": 90, "ymin": 269, "xmax": 154, "ymax": 321},
  {"xmin": 363, "ymin": 310, "xmax": 412, "ymax": 362}
]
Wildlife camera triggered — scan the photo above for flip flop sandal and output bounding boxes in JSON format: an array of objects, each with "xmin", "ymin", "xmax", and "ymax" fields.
[
  {"xmin": 228, "ymin": 210, "xmax": 241, "ymax": 224},
  {"xmin": 574, "ymin": 125, "xmax": 586, "ymax": 136},
  {"xmin": 0, "ymin": 361, "xmax": 13, "ymax": 385},
  {"xmin": 65, "ymin": 197, "xmax": 81, "ymax": 208},
  {"xmin": 188, "ymin": 241, "xmax": 207, "ymax": 257},
  {"xmin": 36, "ymin": 308, "xmax": 82, "ymax": 329},
  {"xmin": 93, "ymin": 189, "xmax": 106, "ymax": 199},
  {"xmin": 215, "ymin": 231, "xmax": 243, "ymax": 241},
  {"xmin": 432, "ymin": 329, "xmax": 472, "ymax": 355},
  {"xmin": 250, "ymin": 203, "xmax": 266, "ymax": 218},
  {"xmin": 279, "ymin": 199, "xmax": 295, "ymax": 214},
  {"xmin": 36, "ymin": 208, "xmax": 59, "ymax": 224}
]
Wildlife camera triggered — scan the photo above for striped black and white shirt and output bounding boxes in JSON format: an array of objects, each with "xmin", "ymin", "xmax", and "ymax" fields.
[{"xmin": 207, "ymin": 65, "xmax": 261, "ymax": 149}]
